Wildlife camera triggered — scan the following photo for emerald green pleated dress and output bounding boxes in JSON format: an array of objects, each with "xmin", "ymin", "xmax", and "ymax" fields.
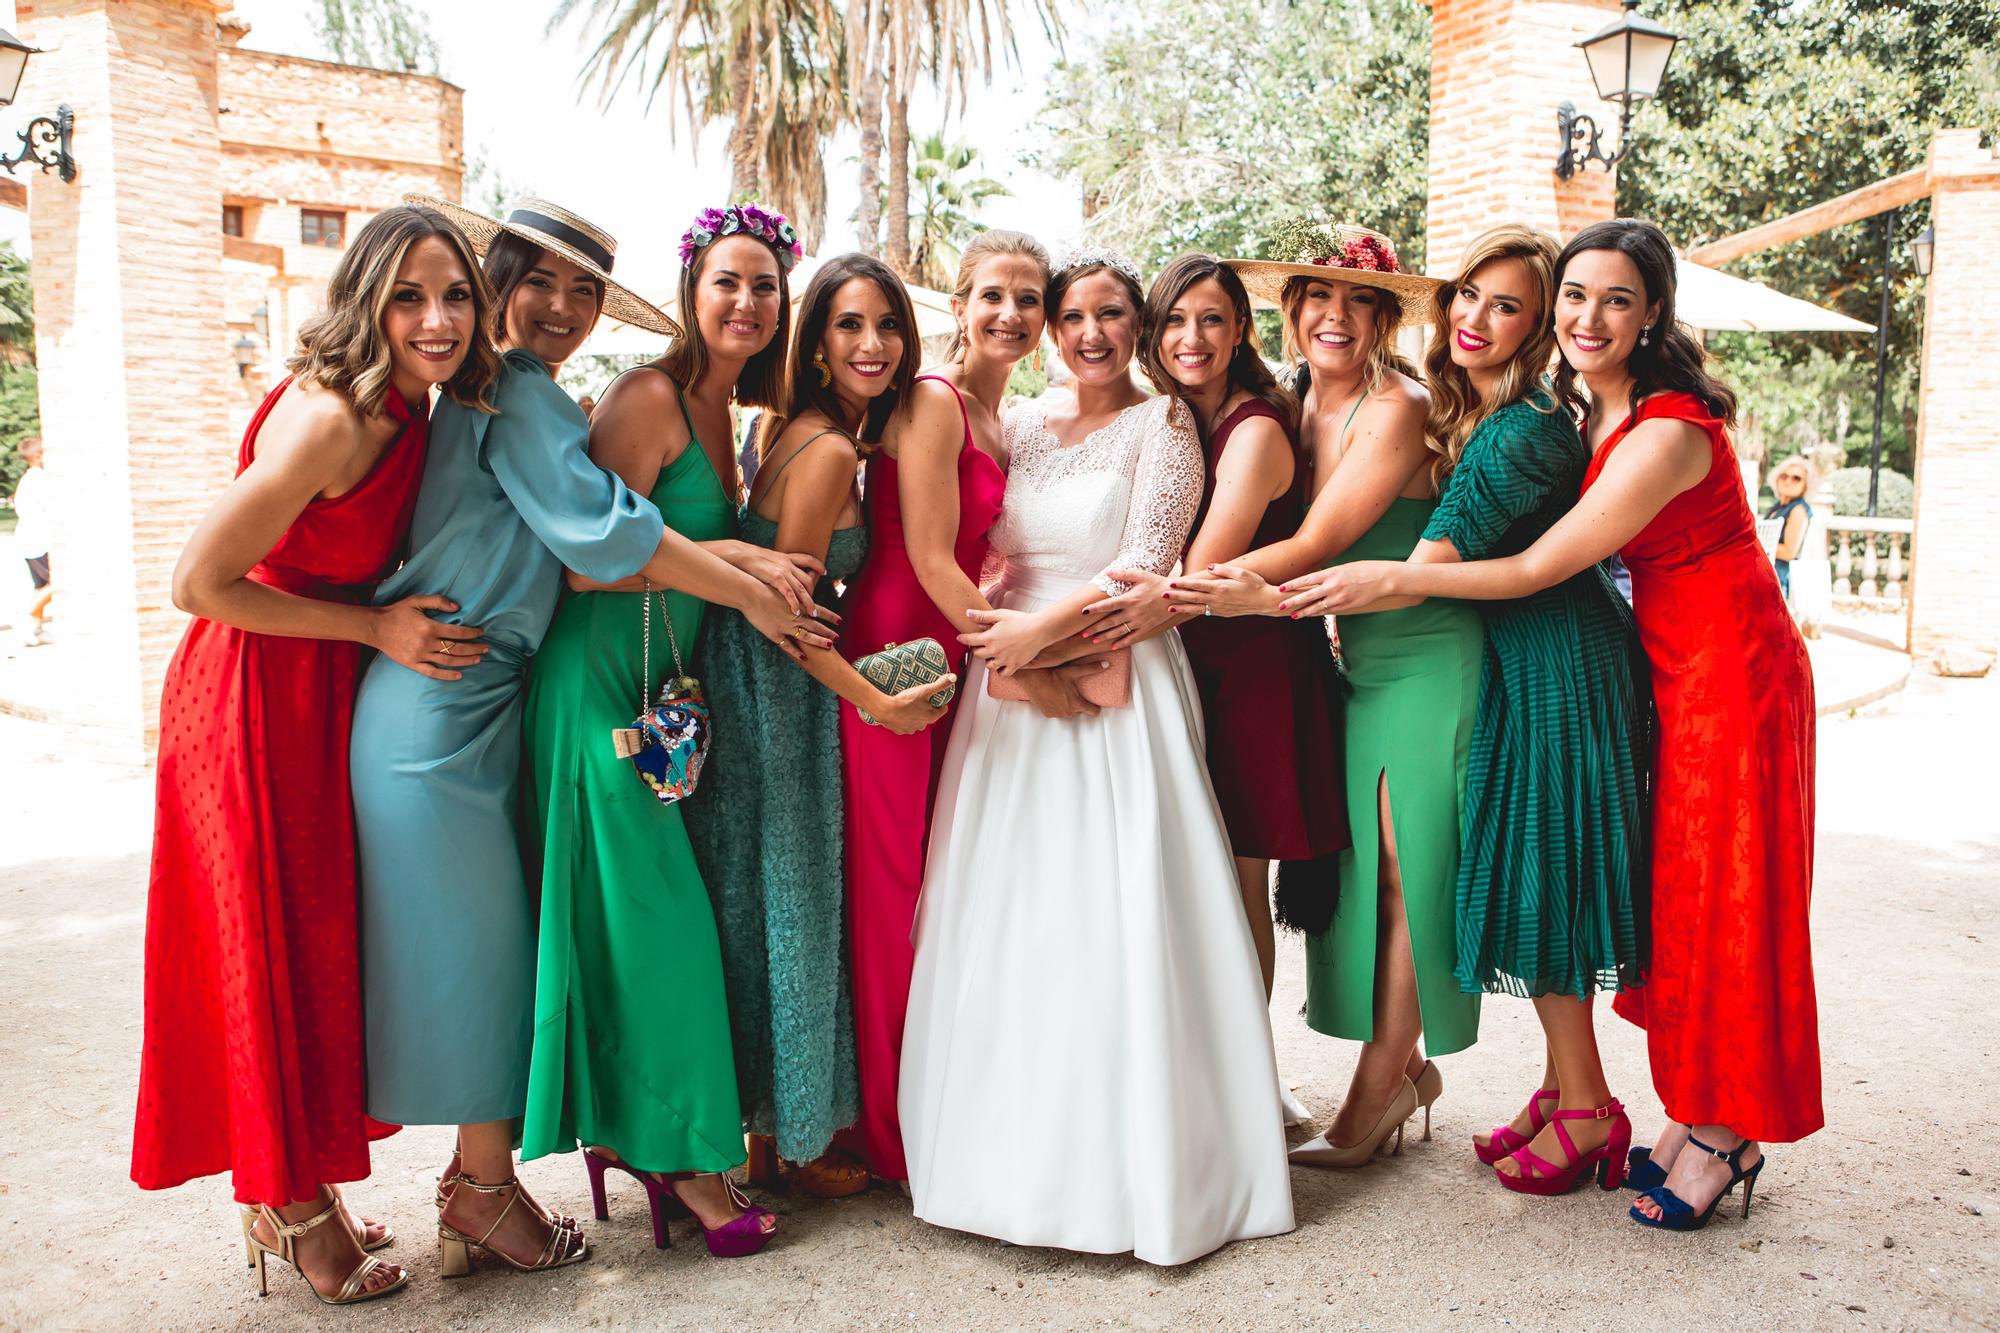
[
  {"xmin": 1425, "ymin": 397, "xmax": 1650, "ymax": 998},
  {"xmin": 518, "ymin": 436, "xmax": 745, "ymax": 1175},
  {"xmin": 1304, "ymin": 497, "xmax": 1483, "ymax": 1056}
]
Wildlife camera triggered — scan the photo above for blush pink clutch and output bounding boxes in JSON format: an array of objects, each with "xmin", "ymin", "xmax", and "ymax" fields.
[{"xmin": 985, "ymin": 653, "xmax": 1131, "ymax": 708}]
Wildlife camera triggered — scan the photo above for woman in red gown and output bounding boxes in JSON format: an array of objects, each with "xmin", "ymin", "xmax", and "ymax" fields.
[
  {"xmin": 133, "ymin": 206, "xmax": 499, "ymax": 1304},
  {"xmin": 837, "ymin": 230, "xmax": 1075, "ymax": 1182},
  {"xmin": 1294, "ymin": 218, "xmax": 1818, "ymax": 1232}
]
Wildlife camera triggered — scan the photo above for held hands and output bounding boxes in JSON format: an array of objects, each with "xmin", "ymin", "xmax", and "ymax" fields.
[
  {"xmin": 870, "ymin": 677, "xmax": 956, "ymax": 735},
  {"xmin": 744, "ymin": 583, "xmax": 839, "ymax": 663},
  {"xmin": 722, "ymin": 541, "xmax": 826, "ymax": 615},
  {"xmin": 1016, "ymin": 664, "xmax": 1100, "ymax": 719},
  {"xmin": 960, "ymin": 607, "xmax": 1054, "ymax": 677},
  {"xmin": 372, "ymin": 594, "xmax": 488, "ymax": 680},
  {"xmin": 1274, "ymin": 561, "xmax": 1399, "ymax": 617},
  {"xmin": 1161, "ymin": 564, "xmax": 1282, "ymax": 619},
  {"xmin": 1080, "ymin": 569, "xmax": 1176, "ymax": 647}
]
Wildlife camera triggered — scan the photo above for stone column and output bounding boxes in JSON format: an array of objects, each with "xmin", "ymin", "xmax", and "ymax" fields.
[
  {"xmin": 19, "ymin": 0, "xmax": 233, "ymax": 753},
  {"xmin": 1422, "ymin": 0, "xmax": 1622, "ymax": 273},
  {"xmin": 1907, "ymin": 129, "xmax": 2000, "ymax": 659}
]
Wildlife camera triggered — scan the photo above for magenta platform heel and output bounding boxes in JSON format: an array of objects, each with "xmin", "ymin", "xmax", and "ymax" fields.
[
  {"xmin": 584, "ymin": 1148, "xmax": 777, "ymax": 1257},
  {"xmin": 1474, "ymin": 1087, "xmax": 1558, "ymax": 1166},
  {"xmin": 1496, "ymin": 1099, "xmax": 1632, "ymax": 1196}
]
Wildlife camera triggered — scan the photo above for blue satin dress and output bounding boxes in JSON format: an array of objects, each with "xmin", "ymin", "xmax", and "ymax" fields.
[{"xmin": 350, "ymin": 349, "xmax": 664, "ymax": 1126}]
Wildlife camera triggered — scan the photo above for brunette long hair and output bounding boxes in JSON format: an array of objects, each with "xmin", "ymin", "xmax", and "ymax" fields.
[
  {"xmin": 1139, "ymin": 253, "xmax": 1298, "ymax": 438},
  {"xmin": 658, "ymin": 232, "xmax": 791, "ymax": 409},
  {"xmin": 771, "ymin": 252, "xmax": 923, "ymax": 454},
  {"xmin": 1554, "ymin": 218, "xmax": 1737, "ymax": 425},
  {"xmin": 1422, "ymin": 224, "xmax": 1574, "ymax": 486}
]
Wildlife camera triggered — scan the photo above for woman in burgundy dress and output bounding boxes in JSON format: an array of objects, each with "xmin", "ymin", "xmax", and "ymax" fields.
[
  {"xmin": 133, "ymin": 207, "xmax": 500, "ymax": 1304},
  {"xmin": 1085, "ymin": 254, "xmax": 1348, "ymax": 1119},
  {"xmin": 1297, "ymin": 218, "xmax": 1818, "ymax": 1232}
]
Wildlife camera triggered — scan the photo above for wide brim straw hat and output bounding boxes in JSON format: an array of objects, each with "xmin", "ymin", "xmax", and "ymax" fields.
[
  {"xmin": 1226, "ymin": 220, "xmax": 1443, "ymax": 322},
  {"xmin": 405, "ymin": 193, "xmax": 681, "ymax": 338}
]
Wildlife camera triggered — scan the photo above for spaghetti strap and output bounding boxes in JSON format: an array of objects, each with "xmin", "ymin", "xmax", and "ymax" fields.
[
  {"xmin": 915, "ymin": 373, "xmax": 975, "ymax": 448},
  {"xmin": 1340, "ymin": 393, "xmax": 1366, "ymax": 439},
  {"xmin": 759, "ymin": 427, "xmax": 855, "ymax": 493}
]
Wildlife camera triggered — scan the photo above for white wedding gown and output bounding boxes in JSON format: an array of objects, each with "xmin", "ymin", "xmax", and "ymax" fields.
[{"xmin": 899, "ymin": 393, "xmax": 1295, "ymax": 1266}]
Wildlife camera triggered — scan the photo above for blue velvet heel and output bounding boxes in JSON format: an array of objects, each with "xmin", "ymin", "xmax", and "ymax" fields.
[
  {"xmin": 1629, "ymin": 1133, "xmax": 1764, "ymax": 1231},
  {"xmin": 1625, "ymin": 1145, "xmax": 1667, "ymax": 1193}
]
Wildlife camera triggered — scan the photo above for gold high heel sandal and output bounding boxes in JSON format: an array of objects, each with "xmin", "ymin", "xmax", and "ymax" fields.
[
  {"xmin": 241, "ymin": 1186, "xmax": 393, "ymax": 1267},
  {"xmin": 1412, "ymin": 1059, "xmax": 1444, "ymax": 1142},
  {"xmin": 1288, "ymin": 1076, "xmax": 1420, "ymax": 1168},
  {"xmin": 437, "ymin": 1171, "xmax": 589, "ymax": 1277},
  {"xmin": 244, "ymin": 1198, "xmax": 409, "ymax": 1305}
]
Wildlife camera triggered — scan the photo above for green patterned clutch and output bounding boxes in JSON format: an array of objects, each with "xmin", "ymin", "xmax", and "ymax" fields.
[{"xmin": 853, "ymin": 637, "xmax": 957, "ymax": 726}]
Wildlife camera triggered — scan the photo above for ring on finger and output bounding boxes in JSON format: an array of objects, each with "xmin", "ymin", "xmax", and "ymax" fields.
[{"xmin": 438, "ymin": 638, "xmax": 453, "ymax": 656}]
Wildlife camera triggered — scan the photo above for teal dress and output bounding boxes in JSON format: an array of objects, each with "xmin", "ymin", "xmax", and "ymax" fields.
[
  {"xmin": 519, "ymin": 382, "xmax": 747, "ymax": 1175},
  {"xmin": 1423, "ymin": 396, "xmax": 1650, "ymax": 998},
  {"xmin": 685, "ymin": 460, "xmax": 867, "ymax": 1164},
  {"xmin": 351, "ymin": 349, "xmax": 665, "ymax": 1125},
  {"xmin": 1305, "ymin": 498, "xmax": 1484, "ymax": 1057}
]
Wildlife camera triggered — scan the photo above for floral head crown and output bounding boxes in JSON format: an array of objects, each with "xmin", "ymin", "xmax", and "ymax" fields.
[
  {"xmin": 679, "ymin": 202, "xmax": 804, "ymax": 271},
  {"xmin": 1053, "ymin": 244, "xmax": 1143, "ymax": 287},
  {"xmin": 1269, "ymin": 219, "xmax": 1404, "ymax": 274}
]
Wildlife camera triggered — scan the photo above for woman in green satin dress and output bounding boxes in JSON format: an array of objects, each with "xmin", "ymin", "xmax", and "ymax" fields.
[
  {"xmin": 1164, "ymin": 221, "xmax": 1481, "ymax": 1166},
  {"xmin": 519, "ymin": 208, "xmax": 830, "ymax": 1253}
]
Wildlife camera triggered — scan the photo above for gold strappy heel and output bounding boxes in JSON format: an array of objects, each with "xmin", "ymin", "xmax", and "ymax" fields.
[
  {"xmin": 437, "ymin": 1172, "xmax": 589, "ymax": 1277},
  {"xmin": 241, "ymin": 1186, "xmax": 392, "ymax": 1267},
  {"xmin": 244, "ymin": 1198, "xmax": 409, "ymax": 1305}
]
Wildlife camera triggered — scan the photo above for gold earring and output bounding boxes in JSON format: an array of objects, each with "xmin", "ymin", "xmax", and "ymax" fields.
[{"xmin": 812, "ymin": 352, "xmax": 832, "ymax": 387}]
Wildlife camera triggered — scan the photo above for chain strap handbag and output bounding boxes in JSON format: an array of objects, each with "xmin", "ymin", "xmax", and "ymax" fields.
[{"xmin": 610, "ymin": 580, "xmax": 712, "ymax": 805}]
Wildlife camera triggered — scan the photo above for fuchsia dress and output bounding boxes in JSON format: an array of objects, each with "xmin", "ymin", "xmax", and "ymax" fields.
[{"xmin": 836, "ymin": 376, "xmax": 1005, "ymax": 1181}]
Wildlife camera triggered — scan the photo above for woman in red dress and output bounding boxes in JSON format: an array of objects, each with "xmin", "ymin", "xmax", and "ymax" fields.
[
  {"xmin": 133, "ymin": 206, "xmax": 500, "ymax": 1303},
  {"xmin": 1296, "ymin": 218, "xmax": 1818, "ymax": 1232}
]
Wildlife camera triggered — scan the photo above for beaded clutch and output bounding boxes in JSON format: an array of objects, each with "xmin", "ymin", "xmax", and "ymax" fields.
[
  {"xmin": 853, "ymin": 637, "xmax": 957, "ymax": 726},
  {"xmin": 610, "ymin": 584, "xmax": 711, "ymax": 804}
]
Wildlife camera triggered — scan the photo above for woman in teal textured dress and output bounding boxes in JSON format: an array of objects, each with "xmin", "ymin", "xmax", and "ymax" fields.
[
  {"xmin": 1281, "ymin": 226, "xmax": 1650, "ymax": 1195},
  {"xmin": 520, "ymin": 204, "xmax": 834, "ymax": 1258},
  {"xmin": 1168, "ymin": 221, "xmax": 1479, "ymax": 1167},
  {"xmin": 685, "ymin": 254, "xmax": 953, "ymax": 1198}
]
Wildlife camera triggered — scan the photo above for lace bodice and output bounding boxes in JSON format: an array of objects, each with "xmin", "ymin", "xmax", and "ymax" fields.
[{"xmin": 993, "ymin": 393, "xmax": 1203, "ymax": 596}]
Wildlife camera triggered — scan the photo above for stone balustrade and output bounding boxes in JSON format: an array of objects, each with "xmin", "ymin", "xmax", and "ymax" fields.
[{"xmin": 1823, "ymin": 516, "xmax": 1915, "ymax": 605}]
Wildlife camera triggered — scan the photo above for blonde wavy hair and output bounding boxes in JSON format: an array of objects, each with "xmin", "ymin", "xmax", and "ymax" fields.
[
  {"xmin": 1421, "ymin": 224, "xmax": 1572, "ymax": 487},
  {"xmin": 1278, "ymin": 274, "xmax": 1408, "ymax": 398},
  {"xmin": 287, "ymin": 205, "xmax": 499, "ymax": 417}
]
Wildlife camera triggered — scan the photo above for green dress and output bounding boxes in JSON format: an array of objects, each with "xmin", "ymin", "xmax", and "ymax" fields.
[
  {"xmin": 1304, "ymin": 497, "xmax": 1483, "ymax": 1056},
  {"xmin": 519, "ymin": 427, "xmax": 745, "ymax": 1175},
  {"xmin": 1423, "ymin": 397, "xmax": 1650, "ymax": 998},
  {"xmin": 685, "ymin": 481, "xmax": 867, "ymax": 1164}
]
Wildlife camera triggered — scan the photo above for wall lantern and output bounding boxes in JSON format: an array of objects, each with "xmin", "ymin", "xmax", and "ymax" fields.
[
  {"xmin": 1911, "ymin": 226, "xmax": 1935, "ymax": 279},
  {"xmin": 251, "ymin": 303, "xmax": 271, "ymax": 343},
  {"xmin": 1554, "ymin": 0, "xmax": 1680, "ymax": 180},
  {"xmin": 233, "ymin": 333, "xmax": 259, "ymax": 378},
  {"xmin": 0, "ymin": 29, "xmax": 76, "ymax": 183}
]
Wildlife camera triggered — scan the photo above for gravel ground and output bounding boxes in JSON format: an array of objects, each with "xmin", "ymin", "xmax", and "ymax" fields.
[{"xmin": 0, "ymin": 671, "xmax": 1993, "ymax": 1331}]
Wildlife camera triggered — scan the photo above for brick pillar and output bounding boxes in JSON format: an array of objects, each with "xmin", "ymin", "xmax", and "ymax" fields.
[
  {"xmin": 1907, "ymin": 129, "xmax": 2000, "ymax": 659},
  {"xmin": 1423, "ymin": 0, "xmax": 1621, "ymax": 274},
  {"xmin": 19, "ymin": 0, "xmax": 233, "ymax": 753}
]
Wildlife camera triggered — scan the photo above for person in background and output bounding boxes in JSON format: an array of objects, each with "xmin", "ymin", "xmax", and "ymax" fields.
[
  {"xmin": 8, "ymin": 435, "xmax": 51, "ymax": 647},
  {"xmin": 1764, "ymin": 456, "xmax": 1813, "ymax": 599}
]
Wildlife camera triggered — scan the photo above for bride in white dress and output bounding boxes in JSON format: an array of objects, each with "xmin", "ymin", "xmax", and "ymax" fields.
[{"xmin": 898, "ymin": 249, "xmax": 1295, "ymax": 1266}]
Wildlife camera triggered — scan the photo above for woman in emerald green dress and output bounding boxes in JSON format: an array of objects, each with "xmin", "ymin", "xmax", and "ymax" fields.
[
  {"xmin": 1165, "ymin": 222, "xmax": 1479, "ymax": 1167},
  {"xmin": 520, "ymin": 204, "xmax": 832, "ymax": 1259},
  {"xmin": 1280, "ymin": 226, "xmax": 1650, "ymax": 1196},
  {"xmin": 685, "ymin": 253, "xmax": 952, "ymax": 1199}
]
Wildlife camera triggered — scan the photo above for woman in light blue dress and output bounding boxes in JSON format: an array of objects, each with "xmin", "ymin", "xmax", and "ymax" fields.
[{"xmin": 349, "ymin": 197, "xmax": 820, "ymax": 1277}]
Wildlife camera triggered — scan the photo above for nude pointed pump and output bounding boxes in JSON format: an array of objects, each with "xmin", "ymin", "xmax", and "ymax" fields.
[
  {"xmin": 1288, "ymin": 1076, "xmax": 1419, "ymax": 1168},
  {"xmin": 1411, "ymin": 1060, "xmax": 1443, "ymax": 1141}
]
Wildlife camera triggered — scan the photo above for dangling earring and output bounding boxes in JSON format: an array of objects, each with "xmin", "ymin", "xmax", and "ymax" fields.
[
  {"xmin": 1639, "ymin": 326, "xmax": 1653, "ymax": 347},
  {"xmin": 812, "ymin": 352, "xmax": 832, "ymax": 387},
  {"xmin": 1032, "ymin": 344, "xmax": 1043, "ymax": 373}
]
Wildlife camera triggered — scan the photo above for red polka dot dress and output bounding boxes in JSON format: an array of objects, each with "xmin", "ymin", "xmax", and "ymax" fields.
[{"xmin": 131, "ymin": 379, "xmax": 427, "ymax": 1204}]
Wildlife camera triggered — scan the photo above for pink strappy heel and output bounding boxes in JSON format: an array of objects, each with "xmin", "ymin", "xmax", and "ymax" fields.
[
  {"xmin": 1473, "ymin": 1087, "xmax": 1558, "ymax": 1166},
  {"xmin": 584, "ymin": 1148, "xmax": 777, "ymax": 1257},
  {"xmin": 1495, "ymin": 1099, "xmax": 1632, "ymax": 1196}
]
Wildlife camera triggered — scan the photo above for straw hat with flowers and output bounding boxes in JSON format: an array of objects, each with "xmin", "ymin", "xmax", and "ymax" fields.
[
  {"xmin": 405, "ymin": 194, "xmax": 681, "ymax": 337},
  {"xmin": 1227, "ymin": 220, "xmax": 1442, "ymax": 322}
]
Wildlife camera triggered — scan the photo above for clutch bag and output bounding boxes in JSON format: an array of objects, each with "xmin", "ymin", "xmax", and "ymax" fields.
[
  {"xmin": 985, "ymin": 652, "xmax": 1131, "ymax": 708},
  {"xmin": 853, "ymin": 637, "xmax": 957, "ymax": 726}
]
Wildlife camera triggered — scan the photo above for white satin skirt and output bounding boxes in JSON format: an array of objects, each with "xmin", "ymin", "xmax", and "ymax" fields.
[{"xmin": 898, "ymin": 574, "xmax": 1295, "ymax": 1266}]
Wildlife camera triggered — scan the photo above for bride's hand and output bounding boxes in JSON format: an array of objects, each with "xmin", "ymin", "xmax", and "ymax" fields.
[
  {"xmin": 1080, "ymin": 569, "xmax": 1175, "ymax": 647},
  {"xmin": 959, "ymin": 607, "xmax": 1052, "ymax": 676},
  {"xmin": 1275, "ymin": 562, "xmax": 1401, "ymax": 617},
  {"xmin": 1162, "ymin": 563, "xmax": 1283, "ymax": 618}
]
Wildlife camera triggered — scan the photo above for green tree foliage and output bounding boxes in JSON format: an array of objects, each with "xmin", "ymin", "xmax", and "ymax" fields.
[
  {"xmin": 0, "ymin": 241, "xmax": 38, "ymax": 519},
  {"xmin": 906, "ymin": 133, "xmax": 1010, "ymax": 290},
  {"xmin": 313, "ymin": 0, "xmax": 443, "ymax": 74},
  {"xmin": 1033, "ymin": 0, "xmax": 1431, "ymax": 271}
]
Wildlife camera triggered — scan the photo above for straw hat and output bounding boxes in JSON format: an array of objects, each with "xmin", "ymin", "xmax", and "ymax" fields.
[
  {"xmin": 1227, "ymin": 220, "xmax": 1442, "ymax": 322},
  {"xmin": 405, "ymin": 194, "xmax": 681, "ymax": 338}
]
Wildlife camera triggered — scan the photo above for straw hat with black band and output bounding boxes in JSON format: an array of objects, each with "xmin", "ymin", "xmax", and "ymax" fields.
[
  {"xmin": 405, "ymin": 194, "xmax": 681, "ymax": 338},
  {"xmin": 1227, "ymin": 220, "xmax": 1442, "ymax": 322}
]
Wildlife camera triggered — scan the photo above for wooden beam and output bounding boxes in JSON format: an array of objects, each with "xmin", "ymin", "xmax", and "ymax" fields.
[{"xmin": 1687, "ymin": 166, "xmax": 1933, "ymax": 266}]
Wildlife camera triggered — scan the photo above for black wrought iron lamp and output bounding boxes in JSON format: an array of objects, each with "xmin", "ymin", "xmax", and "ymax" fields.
[
  {"xmin": 233, "ymin": 333, "xmax": 259, "ymax": 379},
  {"xmin": 1555, "ymin": 0, "xmax": 1681, "ymax": 180},
  {"xmin": 0, "ymin": 29, "xmax": 75, "ymax": 183}
]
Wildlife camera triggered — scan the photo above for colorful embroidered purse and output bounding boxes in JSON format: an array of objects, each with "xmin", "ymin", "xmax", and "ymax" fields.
[{"xmin": 611, "ymin": 582, "xmax": 711, "ymax": 805}]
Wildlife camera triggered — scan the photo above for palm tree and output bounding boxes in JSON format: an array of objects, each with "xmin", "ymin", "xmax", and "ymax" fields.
[
  {"xmin": 552, "ymin": 0, "xmax": 846, "ymax": 249},
  {"xmin": 906, "ymin": 133, "xmax": 1009, "ymax": 289}
]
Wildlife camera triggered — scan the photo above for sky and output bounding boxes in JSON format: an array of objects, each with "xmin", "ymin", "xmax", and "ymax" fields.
[{"xmin": 225, "ymin": 0, "xmax": 1089, "ymax": 300}]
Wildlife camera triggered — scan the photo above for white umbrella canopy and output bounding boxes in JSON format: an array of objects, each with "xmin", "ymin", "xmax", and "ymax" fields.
[
  {"xmin": 573, "ymin": 253, "xmax": 959, "ymax": 359},
  {"xmin": 1673, "ymin": 257, "xmax": 1874, "ymax": 334}
]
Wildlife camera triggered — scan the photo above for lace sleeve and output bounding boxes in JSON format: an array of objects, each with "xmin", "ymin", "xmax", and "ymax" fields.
[{"xmin": 1095, "ymin": 395, "xmax": 1204, "ymax": 595}]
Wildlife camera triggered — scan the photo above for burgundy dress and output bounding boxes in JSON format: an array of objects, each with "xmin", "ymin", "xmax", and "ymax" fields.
[
  {"xmin": 1594, "ymin": 392, "xmax": 1821, "ymax": 1143},
  {"xmin": 836, "ymin": 376, "xmax": 1006, "ymax": 1181},
  {"xmin": 132, "ymin": 380, "xmax": 426, "ymax": 1203},
  {"xmin": 1177, "ymin": 399, "xmax": 1348, "ymax": 860}
]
